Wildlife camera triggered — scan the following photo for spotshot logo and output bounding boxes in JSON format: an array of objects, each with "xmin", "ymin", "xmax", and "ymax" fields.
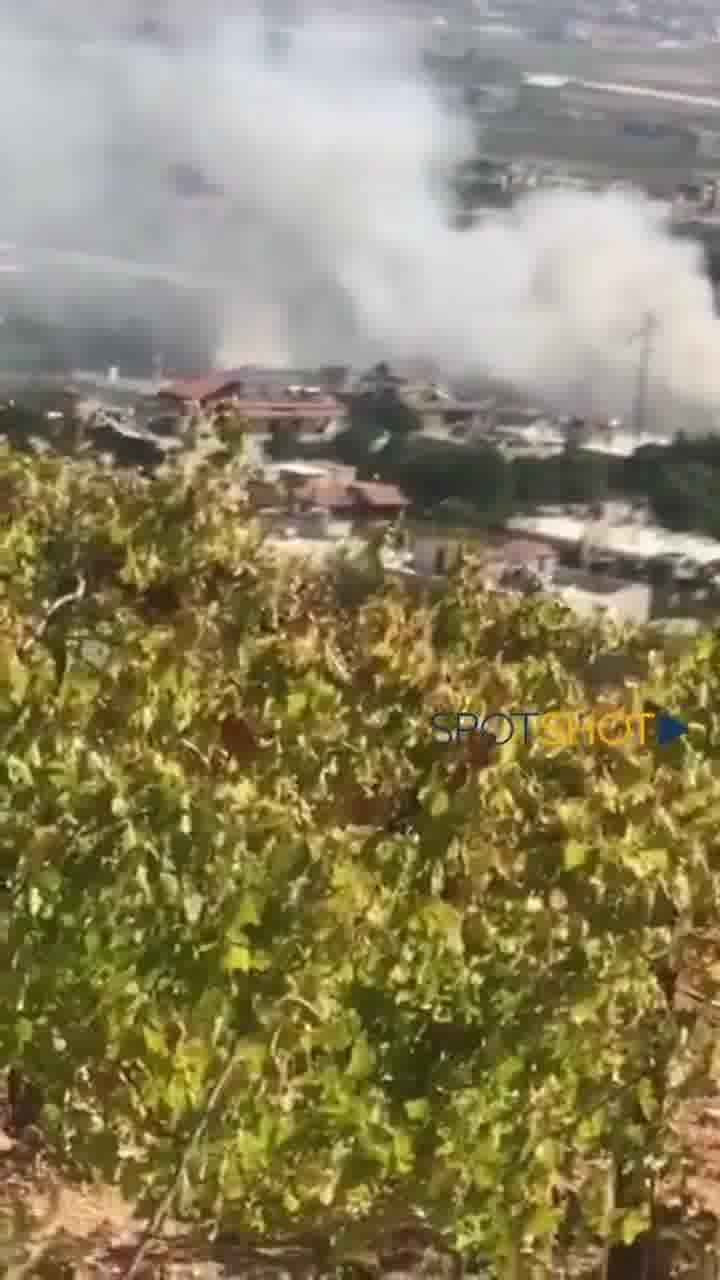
[{"xmin": 432, "ymin": 708, "xmax": 689, "ymax": 750}]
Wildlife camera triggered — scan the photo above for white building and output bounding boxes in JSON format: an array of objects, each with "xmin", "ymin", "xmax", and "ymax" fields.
[
  {"xmin": 492, "ymin": 537, "xmax": 559, "ymax": 582},
  {"xmin": 506, "ymin": 509, "xmax": 720, "ymax": 571},
  {"xmin": 580, "ymin": 428, "xmax": 672, "ymax": 457},
  {"xmin": 552, "ymin": 567, "xmax": 652, "ymax": 625}
]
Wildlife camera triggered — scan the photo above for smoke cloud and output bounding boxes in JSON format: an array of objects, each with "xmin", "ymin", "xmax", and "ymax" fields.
[{"xmin": 1, "ymin": 2, "xmax": 720, "ymax": 426}]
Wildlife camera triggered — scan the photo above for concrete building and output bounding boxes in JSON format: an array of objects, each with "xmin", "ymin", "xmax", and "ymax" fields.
[
  {"xmin": 492, "ymin": 537, "xmax": 559, "ymax": 581},
  {"xmin": 412, "ymin": 532, "xmax": 469, "ymax": 577},
  {"xmin": 578, "ymin": 427, "xmax": 672, "ymax": 458},
  {"xmin": 505, "ymin": 507, "xmax": 720, "ymax": 572},
  {"xmin": 157, "ymin": 373, "xmax": 345, "ymax": 432},
  {"xmin": 293, "ymin": 476, "xmax": 409, "ymax": 521},
  {"xmin": 484, "ymin": 416, "xmax": 567, "ymax": 456},
  {"xmin": 410, "ymin": 526, "xmax": 652, "ymax": 623},
  {"xmin": 248, "ymin": 459, "xmax": 408, "ymax": 524},
  {"xmin": 551, "ymin": 566, "xmax": 652, "ymax": 625}
]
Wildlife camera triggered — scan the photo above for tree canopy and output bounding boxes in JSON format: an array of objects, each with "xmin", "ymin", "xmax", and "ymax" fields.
[
  {"xmin": 1, "ymin": 442, "xmax": 720, "ymax": 1275},
  {"xmin": 290, "ymin": 400, "xmax": 720, "ymax": 542}
]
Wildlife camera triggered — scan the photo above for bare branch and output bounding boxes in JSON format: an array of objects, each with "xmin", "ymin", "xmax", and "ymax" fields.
[
  {"xmin": 122, "ymin": 1041, "xmax": 243, "ymax": 1280},
  {"xmin": 19, "ymin": 573, "xmax": 86, "ymax": 657}
]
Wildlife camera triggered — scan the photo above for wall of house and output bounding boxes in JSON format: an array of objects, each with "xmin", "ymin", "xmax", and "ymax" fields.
[
  {"xmin": 412, "ymin": 533, "xmax": 475, "ymax": 577},
  {"xmin": 248, "ymin": 478, "xmax": 283, "ymax": 507},
  {"xmin": 495, "ymin": 552, "xmax": 558, "ymax": 580},
  {"xmin": 418, "ymin": 410, "xmax": 446, "ymax": 433},
  {"xmin": 651, "ymin": 584, "xmax": 720, "ymax": 624},
  {"xmin": 555, "ymin": 580, "xmax": 652, "ymax": 625}
]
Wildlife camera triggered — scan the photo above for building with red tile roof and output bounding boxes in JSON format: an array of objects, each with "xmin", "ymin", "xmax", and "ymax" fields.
[
  {"xmin": 158, "ymin": 374, "xmax": 244, "ymax": 404},
  {"xmin": 157, "ymin": 373, "xmax": 344, "ymax": 431},
  {"xmin": 294, "ymin": 477, "xmax": 408, "ymax": 518},
  {"xmin": 495, "ymin": 538, "xmax": 558, "ymax": 565},
  {"xmin": 491, "ymin": 537, "xmax": 559, "ymax": 586}
]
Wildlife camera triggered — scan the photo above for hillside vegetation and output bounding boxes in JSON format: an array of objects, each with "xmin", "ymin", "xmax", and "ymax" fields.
[{"xmin": 1, "ymin": 443, "xmax": 720, "ymax": 1277}]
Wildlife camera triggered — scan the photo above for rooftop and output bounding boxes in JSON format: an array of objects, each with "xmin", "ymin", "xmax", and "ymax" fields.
[
  {"xmin": 295, "ymin": 477, "xmax": 408, "ymax": 510},
  {"xmin": 491, "ymin": 420, "xmax": 567, "ymax": 447},
  {"xmin": 494, "ymin": 537, "xmax": 557, "ymax": 563},
  {"xmin": 552, "ymin": 566, "xmax": 643, "ymax": 596},
  {"xmin": 159, "ymin": 372, "xmax": 341, "ymax": 411},
  {"xmin": 507, "ymin": 512, "xmax": 720, "ymax": 567},
  {"xmin": 580, "ymin": 429, "xmax": 672, "ymax": 457},
  {"xmin": 265, "ymin": 461, "xmax": 329, "ymax": 479}
]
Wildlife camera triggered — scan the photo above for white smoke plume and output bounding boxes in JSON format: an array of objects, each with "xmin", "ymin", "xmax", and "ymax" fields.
[{"xmin": 1, "ymin": 2, "xmax": 719, "ymax": 425}]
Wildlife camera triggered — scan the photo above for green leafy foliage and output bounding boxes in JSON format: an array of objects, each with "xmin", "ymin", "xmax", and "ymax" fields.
[{"xmin": 0, "ymin": 441, "xmax": 717, "ymax": 1273}]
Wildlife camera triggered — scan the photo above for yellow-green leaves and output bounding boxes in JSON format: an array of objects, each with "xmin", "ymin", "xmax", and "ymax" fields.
[
  {"xmin": 286, "ymin": 689, "xmax": 308, "ymax": 720},
  {"xmin": 0, "ymin": 639, "xmax": 28, "ymax": 706},
  {"xmin": 348, "ymin": 1036, "xmax": 375, "ymax": 1080},
  {"xmin": 183, "ymin": 890, "xmax": 204, "ymax": 925},
  {"xmin": 1, "ymin": 444, "xmax": 719, "ymax": 1275},
  {"xmin": 223, "ymin": 943, "xmax": 253, "ymax": 973},
  {"xmin": 563, "ymin": 839, "xmax": 588, "ymax": 870},
  {"xmin": 427, "ymin": 786, "xmax": 450, "ymax": 818},
  {"xmin": 620, "ymin": 1206, "xmax": 651, "ymax": 1246}
]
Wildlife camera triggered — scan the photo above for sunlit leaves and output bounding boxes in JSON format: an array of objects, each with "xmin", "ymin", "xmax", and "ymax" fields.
[
  {"xmin": 0, "ymin": 444, "xmax": 718, "ymax": 1273},
  {"xmin": 620, "ymin": 1206, "xmax": 651, "ymax": 1245},
  {"xmin": 0, "ymin": 641, "xmax": 28, "ymax": 707},
  {"xmin": 348, "ymin": 1037, "xmax": 375, "ymax": 1080},
  {"xmin": 563, "ymin": 840, "xmax": 588, "ymax": 870}
]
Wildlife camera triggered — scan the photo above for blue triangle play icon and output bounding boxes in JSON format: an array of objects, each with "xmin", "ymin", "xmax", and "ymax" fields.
[{"xmin": 656, "ymin": 712, "xmax": 688, "ymax": 746}]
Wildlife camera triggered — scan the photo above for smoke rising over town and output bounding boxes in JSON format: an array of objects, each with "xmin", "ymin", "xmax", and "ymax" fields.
[{"xmin": 2, "ymin": 2, "xmax": 720, "ymax": 423}]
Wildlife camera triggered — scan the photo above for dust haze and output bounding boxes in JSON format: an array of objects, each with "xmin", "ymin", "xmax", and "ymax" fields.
[{"xmin": 2, "ymin": 1, "xmax": 720, "ymax": 425}]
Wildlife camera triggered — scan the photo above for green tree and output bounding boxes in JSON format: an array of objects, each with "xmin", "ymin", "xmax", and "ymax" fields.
[
  {"xmin": 346, "ymin": 368, "xmax": 422, "ymax": 442},
  {"xmin": 0, "ymin": 441, "xmax": 719, "ymax": 1275},
  {"xmin": 266, "ymin": 423, "xmax": 300, "ymax": 461},
  {"xmin": 512, "ymin": 451, "xmax": 609, "ymax": 507},
  {"xmin": 651, "ymin": 461, "xmax": 720, "ymax": 536},
  {"xmin": 384, "ymin": 440, "xmax": 514, "ymax": 520}
]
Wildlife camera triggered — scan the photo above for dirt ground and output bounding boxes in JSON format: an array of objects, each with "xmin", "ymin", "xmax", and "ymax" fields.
[
  {"xmin": 2, "ymin": 1109, "xmax": 719, "ymax": 1280},
  {"xmin": 2, "ymin": 962, "xmax": 719, "ymax": 1277},
  {"xmin": 0, "ymin": 1131, "xmax": 467, "ymax": 1279}
]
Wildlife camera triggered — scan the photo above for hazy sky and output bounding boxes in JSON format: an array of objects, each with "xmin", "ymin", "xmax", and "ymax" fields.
[{"xmin": 1, "ymin": 1, "xmax": 719, "ymax": 426}]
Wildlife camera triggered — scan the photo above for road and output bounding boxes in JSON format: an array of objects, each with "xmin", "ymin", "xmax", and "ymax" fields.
[{"xmin": 0, "ymin": 243, "xmax": 221, "ymax": 292}]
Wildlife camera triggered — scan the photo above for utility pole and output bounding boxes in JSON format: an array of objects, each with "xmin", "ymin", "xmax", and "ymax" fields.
[{"xmin": 631, "ymin": 311, "xmax": 657, "ymax": 438}]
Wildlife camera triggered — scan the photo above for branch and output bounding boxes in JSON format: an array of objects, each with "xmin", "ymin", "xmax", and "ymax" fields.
[
  {"xmin": 19, "ymin": 574, "xmax": 86, "ymax": 657},
  {"xmin": 122, "ymin": 1042, "xmax": 243, "ymax": 1280},
  {"xmin": 675, "ymin": 984, "xmax": 720, "ymax": 1020},
  {"xmin": 276, "ymin": 993, "xmax": 323, "ymax": 1022},
  {"xmin": 178, "ymin": 737, "xmax": 212, "ymax": 770}
]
